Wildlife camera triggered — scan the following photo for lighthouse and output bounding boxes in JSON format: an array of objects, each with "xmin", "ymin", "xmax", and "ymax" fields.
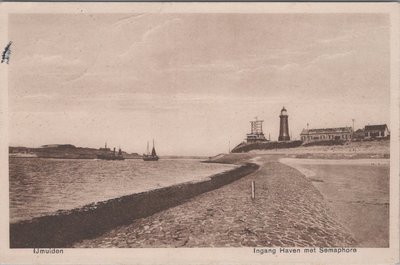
[{"xmin": 278, "ymin": 106, "xmax": 290, "ymax": 141}]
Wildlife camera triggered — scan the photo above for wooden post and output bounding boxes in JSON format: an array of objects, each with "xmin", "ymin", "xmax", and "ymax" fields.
[{"xmin": 251, "ymin": 181, "xmax": 255, "ymax": 200}]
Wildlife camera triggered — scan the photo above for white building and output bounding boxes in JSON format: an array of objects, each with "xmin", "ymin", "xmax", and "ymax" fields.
[{"xmin": 300, "ymin": 127, "xmax": 353, "ymax": 143}]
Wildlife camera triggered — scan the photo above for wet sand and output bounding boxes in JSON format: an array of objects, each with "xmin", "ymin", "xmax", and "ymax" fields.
[{"xmin": 280, "ymin": 158, "xmax": 389, "ymax": 247}]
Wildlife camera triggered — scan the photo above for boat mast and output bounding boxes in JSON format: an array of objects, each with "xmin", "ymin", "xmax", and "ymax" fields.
[
  {"xmin": 147, "ymin": 141, "xmax": 150, "ymax": 155},
  {"xmin": 151, "ymin": 139, "xmax": 157, "ymax": 156}
]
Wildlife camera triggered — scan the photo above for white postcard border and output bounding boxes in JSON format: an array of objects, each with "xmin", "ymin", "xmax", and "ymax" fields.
[{"xmin": 0, "ymin": 3, "xmax": 398, "ymax": 265}]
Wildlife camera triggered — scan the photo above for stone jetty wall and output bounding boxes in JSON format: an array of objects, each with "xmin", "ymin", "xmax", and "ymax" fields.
[{"xmin": 232, "ymin": 141, "xmax": 303, "ymax": 153}]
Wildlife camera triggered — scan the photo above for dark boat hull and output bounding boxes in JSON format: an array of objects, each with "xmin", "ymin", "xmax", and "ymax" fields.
[{"xmin": 143, "ymin": 155, "xmax": 159, "ymax": 161}]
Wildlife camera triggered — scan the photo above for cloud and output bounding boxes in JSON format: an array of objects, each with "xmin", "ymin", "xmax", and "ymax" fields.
[
  {"xmin": 317, "ymin": 25, "xmax": 389, "ymax": 45},
  {"xmin": 142, "ymin": 18, "xmax": 183, "ymax": 42},
  {"xmin": 118, "ymin": 17, "xmax": 184, "ymax": 58},
  {"xmin": 304, "ymin": 51, "xmax": 353, "ymax": 68},
  {"xmin": 23, "ymin": 54, "xmax": 82, "ymax": 66},
  {"xmin": 112, "ymin": 13, "xmax": 147, "ymax": 28}
]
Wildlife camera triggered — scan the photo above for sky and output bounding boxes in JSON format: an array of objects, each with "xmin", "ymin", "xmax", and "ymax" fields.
[{"xmin": 9, "ymin": 13, "xmax": 390, "ymax": 156}]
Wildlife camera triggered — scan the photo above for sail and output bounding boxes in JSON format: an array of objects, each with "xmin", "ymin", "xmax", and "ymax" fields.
[{"xmin": 143, "ymin": 140, "xmax": 158, "ymax": 161}]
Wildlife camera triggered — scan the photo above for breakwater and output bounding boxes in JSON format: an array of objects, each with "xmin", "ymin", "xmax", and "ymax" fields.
[
  {"xmin": 232, "ymin": 140, "xmax": 303, "ymax": 153},
  {"xmin": 10, "ymin": 163, "xmax": 259, "ymax": 248}
]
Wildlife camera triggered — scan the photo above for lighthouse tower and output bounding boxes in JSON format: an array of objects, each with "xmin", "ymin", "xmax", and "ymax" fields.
[{"xmin": 278, "ymin": 106, "xmax": 290, "ymax": 141}]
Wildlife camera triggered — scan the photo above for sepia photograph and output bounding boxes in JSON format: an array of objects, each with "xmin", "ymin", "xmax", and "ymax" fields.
[{"xmin": 0, "ymin": 2, "xmax": 399, "ymax": 265}]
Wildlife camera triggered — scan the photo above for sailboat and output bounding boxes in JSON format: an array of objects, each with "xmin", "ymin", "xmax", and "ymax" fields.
[{"xmin": 143, "ymin": 140, "xmax": 159, "ymax": 161}]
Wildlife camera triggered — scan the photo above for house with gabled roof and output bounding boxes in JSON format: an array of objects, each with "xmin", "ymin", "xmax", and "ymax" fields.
[{"xmin": 364, "ymin": 124, "xmax": 390, "ymax": 138}]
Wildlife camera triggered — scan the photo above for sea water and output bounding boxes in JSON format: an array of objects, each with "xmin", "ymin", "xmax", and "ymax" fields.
[{"xmin": 9, "ymin": 157, "xmax": 236, "ymax": 223}]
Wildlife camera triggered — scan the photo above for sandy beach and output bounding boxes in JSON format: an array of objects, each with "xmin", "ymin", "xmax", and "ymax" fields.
[{"xmin": 280, "ymin": 158, "xmax": 389, "ymax": 247}]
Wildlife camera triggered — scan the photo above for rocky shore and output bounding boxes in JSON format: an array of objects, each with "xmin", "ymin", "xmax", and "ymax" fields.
[{"xmin": 74, "ymin": 155, "xmax": 356, "ymax": 248}]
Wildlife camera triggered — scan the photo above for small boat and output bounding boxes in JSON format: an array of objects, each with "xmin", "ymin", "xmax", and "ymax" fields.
[{"xmin": 143, "ymin": 140, "xmax": 159, "ymax": 161}]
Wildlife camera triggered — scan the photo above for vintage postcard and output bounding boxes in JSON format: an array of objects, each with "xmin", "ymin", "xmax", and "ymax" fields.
[{"xmin": 0, "ymin": 2, "xmax": 399, "ymax": 264}]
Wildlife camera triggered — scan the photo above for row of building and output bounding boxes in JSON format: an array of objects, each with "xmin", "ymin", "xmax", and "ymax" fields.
[
  {"xmin": 300, "ymin": 124, "xmax": 390, "ymax": 143},
  {"xmin": 245, "ymin": 107, "xmax": 390, "ymax": 144}
]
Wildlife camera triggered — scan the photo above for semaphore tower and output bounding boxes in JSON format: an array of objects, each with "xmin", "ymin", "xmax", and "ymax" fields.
[{"xmin": 246, "ymin": 117, "xmax": 268, "ymax": 143}]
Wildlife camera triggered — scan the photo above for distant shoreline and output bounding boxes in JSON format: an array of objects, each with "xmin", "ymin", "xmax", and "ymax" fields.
[
  {"xmin": 9, "ymin": 155, "xmax": 209, "ymax": 160},
  {"xmin": 9, "ymin": 144, "xmax": 142, "ymax": 160}
]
